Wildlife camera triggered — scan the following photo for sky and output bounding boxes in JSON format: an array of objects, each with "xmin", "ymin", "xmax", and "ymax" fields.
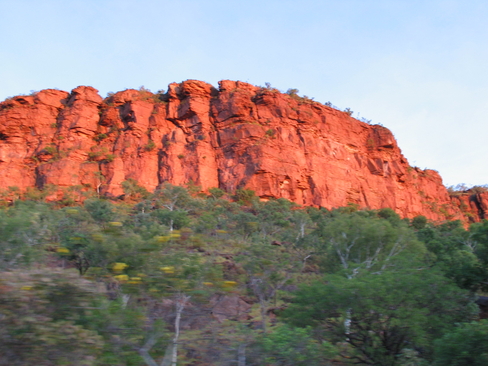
[{"xmin": 1, "ymin": 0, "xmax": 487, "ymax": 187}]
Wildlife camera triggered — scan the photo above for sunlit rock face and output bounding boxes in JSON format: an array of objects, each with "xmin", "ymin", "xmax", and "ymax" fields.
[{"xmin": 0, "ymin": 79, "xmax": 483, "ymax": 222}]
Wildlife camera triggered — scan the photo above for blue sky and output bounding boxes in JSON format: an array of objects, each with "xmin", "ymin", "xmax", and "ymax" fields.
[{"xmin": 1, "ymin": 0, "xmax": 487, "ymax": 186}]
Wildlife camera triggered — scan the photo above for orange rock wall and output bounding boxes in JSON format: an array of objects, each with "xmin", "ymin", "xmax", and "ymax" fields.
[{"xmin": 0, "ymin": 80, "xmax": 484, "ymax": 222}]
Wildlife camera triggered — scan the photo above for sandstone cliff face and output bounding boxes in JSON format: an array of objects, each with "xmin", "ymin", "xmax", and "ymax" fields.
[{"xmin": 0, "ymin": 80, "xmax": 483, "ymax": 222}]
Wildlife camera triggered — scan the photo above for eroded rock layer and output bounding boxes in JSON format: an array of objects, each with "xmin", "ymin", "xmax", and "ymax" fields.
[{"xmin": 0, "ymin": 80, "xmax": 484, "ymax": 222}]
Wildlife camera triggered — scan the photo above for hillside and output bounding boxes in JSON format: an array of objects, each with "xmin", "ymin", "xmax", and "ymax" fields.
[
  {"xmin": 1, "ymin": 188, "xmax": 487, "ymax": 365},
  {"xmin": 0, "ymin": 79, "xmax": 485, "ymax": 221}
]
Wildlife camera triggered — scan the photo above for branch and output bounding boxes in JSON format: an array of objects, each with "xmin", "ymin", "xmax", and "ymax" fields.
[{"xmin": 137, "ymin": 333, "xmax": 162, "ymax": 366}]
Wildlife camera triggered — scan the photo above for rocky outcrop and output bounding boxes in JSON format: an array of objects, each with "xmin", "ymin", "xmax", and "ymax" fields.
[
  {"xmin": 449, "ymin": 191, "xmax": 488, "ymax": 222},
  {"xmin": 0, "ymin": 80, "xmax": 484, "ymax": 222}
]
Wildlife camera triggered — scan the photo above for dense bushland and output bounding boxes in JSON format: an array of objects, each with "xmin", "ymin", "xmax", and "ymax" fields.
[{"xmin": 1, "ymin": 184, "xmax": 488, "ymax": 365}]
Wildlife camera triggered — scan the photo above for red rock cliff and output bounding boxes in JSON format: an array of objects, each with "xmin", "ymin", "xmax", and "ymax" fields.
[{"xmin": 0, "ymin": 80, "xmax": 484, "ymax": 222}]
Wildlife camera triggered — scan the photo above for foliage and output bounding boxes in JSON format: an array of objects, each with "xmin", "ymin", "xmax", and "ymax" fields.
[
  {"xmin": 432, "ymin": 320, "xmax": 488, "ymax": 366},
  {"xmin": 447, "ymin": 183, "xmax": 488, "ymax": 196},
  {"xmin": 94, "ymin": 133, "xmax": 108, "ymax": 142},
  {"xmin": 208, "ymin": 187, "xmax": 225, "ymax": 199},
  {"xmin": 235, "ymin": 188, "xmax": 258, "ymax": 205},
  {"xmin": 411, "ymin": 215, "xmax": 427, "ymax": 229},
  {"xmin": 254, "ymin": 324, "xmax": 336, "ymax": 366},
  {"xmin": 0, "ymin": 201, "xmax": 51, "ymax": 270},
  {"xmin": 84, "ymin": 198, "xmax": 115, "ymax": 223},
  {"xmin": 0, "ymin": 184, "xmax": 486, "ymax": 365},
  {"xmin": 417, "ymin": 220, "xmax": 488, "ymax": 291},
  {"xmin": 144, "ymin": 139, "xmax": 156, "ymax": 151},
  {"xmin": 0, "ymin": 269, "xmax": 104, "ymax": 365},
  {"xmin": 122, "ymin": 178, "xmax": 150, "ymax": 201},
  {"xmin": 283, "ymin": 269, "xmax": 477, "ymax": 365},
  {"xmin": 311, "ymin": 211, "xmax": 425, "ymax": 277}
]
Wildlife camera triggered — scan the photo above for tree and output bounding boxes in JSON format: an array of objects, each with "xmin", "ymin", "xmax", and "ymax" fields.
[
  {"xmin": 418, "ymin": 221, "xmax": 488, "ymax": 291},
  {"xmin": 0, "ymin": 269, "xmax": 104, "ymax": 365},
  {"xmin": 122, "ymin": 178, "xmax": 150, "ymax": 202},
  {"xmin": 253, "ymin": 324, "xmax": 336, "ymax": 366},
  {"xmin": 471, "ymin": 220, "xmax": 488, "ymax": 265},
  {"xmin": 235, "ymin": 188, "xmax": 258, "ymax": 206},
  {"xmin": 283, "ymin": 269, "xmax": 477, "ymax": 366},
  {"xmin": 236, "ymin": 241, "xmax": 302, "ymax": 332},
  {"xmin": 411, "ymin": 215, "xmax": 427, "ymax": 230},
  {"xmin": 433, "ymin": 320, "xmax": 488, "ymax": 366},
  {"xmin": 85, "ymin": 296, "xmax": 158, "ymax": 366},
  {"xmin": 84, "ymin": 198, "xmax": 115, "ymax": 224},
  {"xmin": 253, "ymin": 198, "xmax": 295, "ymax": 239},
  {"xmin": 312, "ymin": 212, "xmax": 425, "ymax": 278},
  {"xmin": 150, "ymin": 183, "xmax": 193, "ymax": 231},
  {"xmin": 125, "ymin": 247, "xmax": 222, "ymax": 366},
  {"xmin": 0, "ymin": 201, "xmax": 51, "ymax": 270},
  {"xmin": 208, "ymin": 187, "xmax": 225, "ymax": 199}
]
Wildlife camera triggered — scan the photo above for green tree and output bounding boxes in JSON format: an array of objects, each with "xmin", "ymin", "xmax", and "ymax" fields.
[
  {"xmin": 0, "ymin": 269, "xmax": 104, "ymax": 365},
  {"xmin": 149, "ymin": 183, "xmax": 194, "ymax": 231},
  {"xmin": 128, "ymin": 247, "xmax": 222, "ymax": 366},
  {"xmin": 418, "ymin": 220, "xmax": 488, "ymax": 291},
  {"xmin": 86, "ymin": 297, "xmax": 158, "ymax": 366},
  {"xmin": 236, "ymin": 241, "xmax": 302, "ymax": 332},
  {"xmin": 433, "ymin": 320, "xmax": 488, "ymax": 366},
  {"xmin": 208, "ymin": 187, "xmax": 225, "ymax": 199},
  {"xmin": 254, "ymin": 198, "xmax": 295, "ymax": 239},
  {"xmin": 254, "ymin": 324, "xmax": 336, "ymax": 366},
  {"xmin": 122, "ymin": 178, "xmax": 150, "ymax": 201},
  {"xmin": 84, "ymin": 198, "xmax": 115, "ymax": 224},
  {"xmin": 235, "ymin": 188, "xmax": 258, "ymax": 206},
  {"xmin": 283, "ymin": 269, "xmax": 477, "ymax": 366},
  {"xmin": 312, "ymin": 212, "xmax": 425, "ymax": 278},
  {"xmin": 0, "ymin": 201, "xmax": 51, "ymax": 270},
  {"xmin": 411, "ymin": 215, "xmax": 427, "ymax": 230},
  {"xmin": 471, "ymin": 220, "xmax": 488, "ymax": 266}
]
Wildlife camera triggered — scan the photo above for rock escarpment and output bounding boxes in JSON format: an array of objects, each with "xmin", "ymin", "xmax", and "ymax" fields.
[{"xmin": 0, "ymin": 80, "xmax": 484, "ymax": 222}]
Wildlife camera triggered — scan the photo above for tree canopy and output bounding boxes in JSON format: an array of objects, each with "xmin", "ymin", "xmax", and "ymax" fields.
[{"xmin": 0, "ymin": 183, "xmax": 487, "ymax": 365}]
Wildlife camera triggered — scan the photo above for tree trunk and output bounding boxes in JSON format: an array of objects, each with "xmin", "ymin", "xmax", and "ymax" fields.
[
  {"xmin": 170, "ymin": 294, "xmax": 190, "ymax": 366},
  {"xmin": 259, "ymin": 298, "xmax": 267, "ymax": 332},
  {"xmin": 138, "ymin": 333, "xmax": 160, "ymax": 366},
  {"xmin": 237, "ymin": 343, "xmax": 246, "ymax": 366}
]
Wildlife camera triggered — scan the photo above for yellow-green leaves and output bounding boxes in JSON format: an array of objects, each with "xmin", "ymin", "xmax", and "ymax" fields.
[
  {"xmin": 160, "ymin": 266, "xmax": 175, "ymax": 274},
  {"xmin": 112, "ymin": 262, "xmax": 129, "ymax": 272}
]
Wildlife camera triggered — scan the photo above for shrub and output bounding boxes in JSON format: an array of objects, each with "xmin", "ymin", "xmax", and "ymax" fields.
[
  {"xmin": 87, "ymin": 151, "xmax": 102, "ymax": 161},
  {"xmin": 344, "ymin": 107, "xmax": 353, "ymax": 116},
  {"xmin": 144, "ymin": 140, "xmax": 156, "ymax": 151},
  {"xmin": 265, "ymin": 129, "xmax": 275, "ymax": 137},
  {"xmin": 44, "ymin": 145, "xmax": 57, "ymax": 155},
  {"xmin": 94, "ymin": 133, "xmax": 108, "ymax": 141},
  {"xmin": 286, "ymin": 88, "xmax": 299, "ymax": 97}
]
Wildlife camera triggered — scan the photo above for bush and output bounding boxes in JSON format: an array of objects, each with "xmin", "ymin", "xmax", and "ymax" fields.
[
  {"xmin": 344, "ymin": 107, "xmax": 353, "ymax": 116},
  {"xmin": 94, "ymin": 133, "xmax": 108, "ymax": 141},
  {"xmin": 144, "ymin": 140, "xmax": 156, "ymax": 151}
]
